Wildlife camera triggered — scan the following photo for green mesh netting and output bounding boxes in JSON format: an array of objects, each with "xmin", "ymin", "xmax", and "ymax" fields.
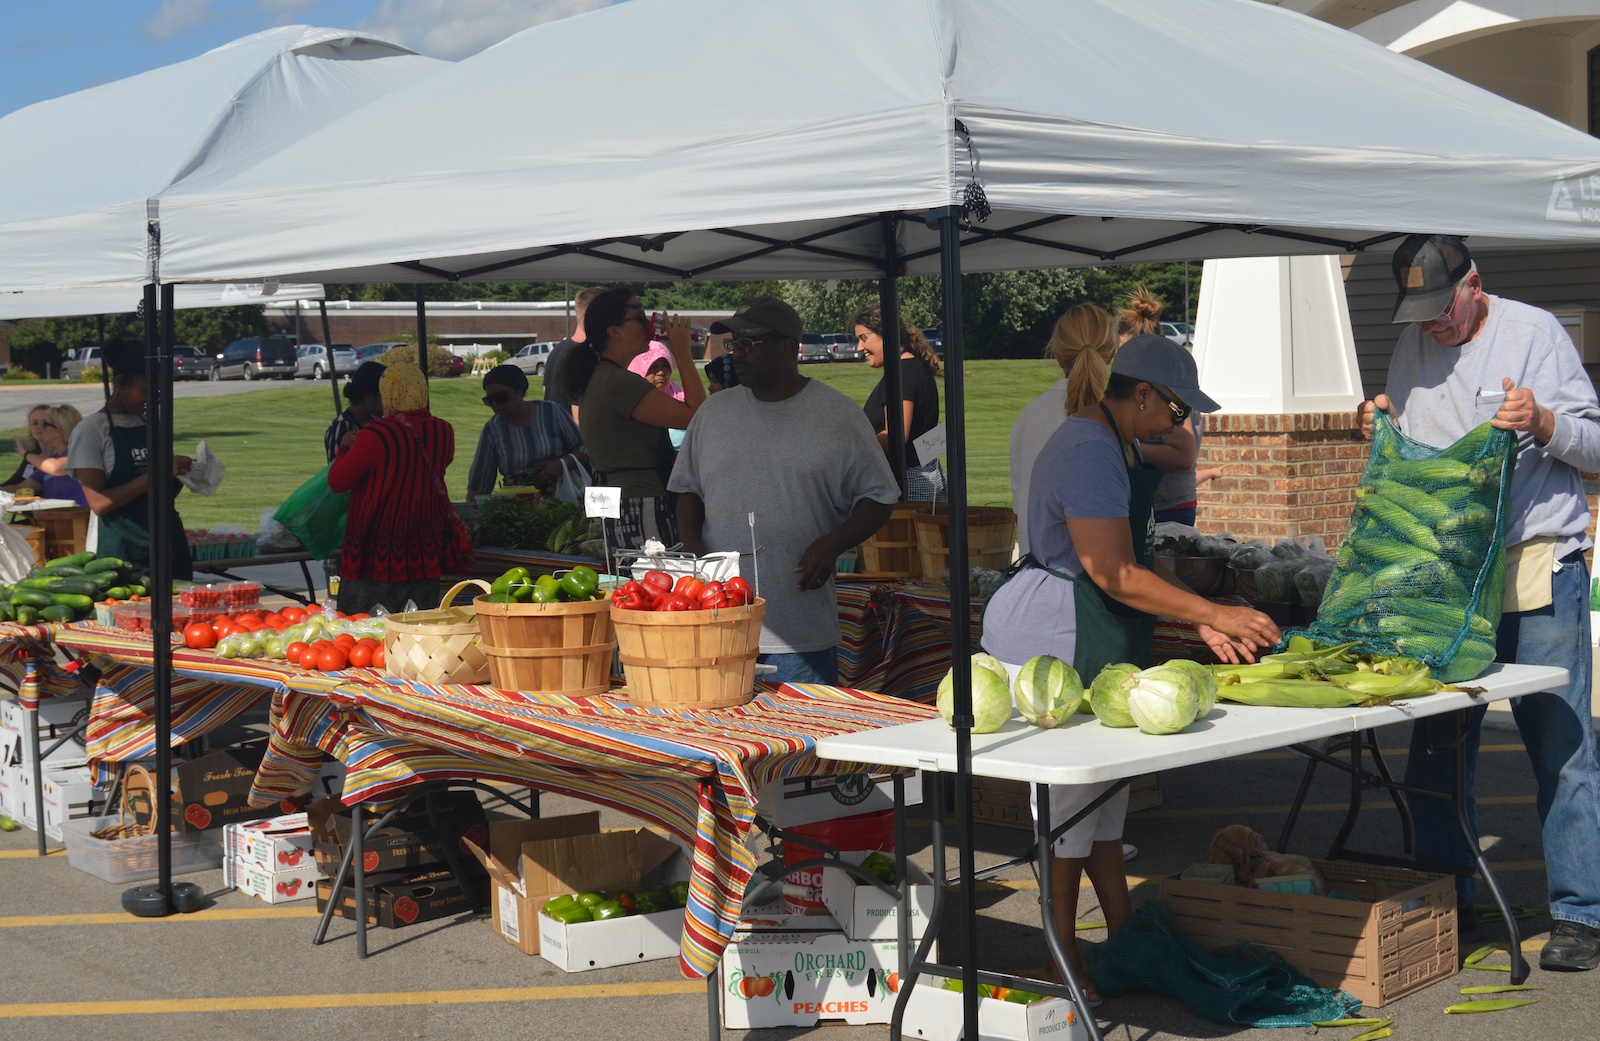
[
  {"xmin": 1085, "ymin": 900, "xmax": 1363, "ymax": 1028},
  {"xmin": 1295, "ymin": 413, "xmax": 1516, "ymax": 683}
]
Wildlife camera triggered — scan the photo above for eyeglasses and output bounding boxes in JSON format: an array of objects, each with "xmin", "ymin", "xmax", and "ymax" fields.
[
  {"xmin": 482, "ymin": 391, "xmax": 514, "ymax": 407},
  {"xmin": 1429, "ymin": 281, "xmax": 1469, "ymax": 325},
  {"xmin": 725, "ymin": 337, "xmax": 779, "ymax": 354},
  {"xmin": 1150, "ymin": 386, "xmax": 1192, "ymax": 423}
]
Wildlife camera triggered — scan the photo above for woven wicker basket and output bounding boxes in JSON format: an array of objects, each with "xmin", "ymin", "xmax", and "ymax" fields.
[
  {"xmin": 613, "ymin": 598, "xmax": 766, "ymax": 710},
  {"xmin": 383, "ymin": 580, "xmax": 493, "ymax": 686},
  {"xmin": 473, "ymin": 591, "xmax": 616, "ymax": 696}
]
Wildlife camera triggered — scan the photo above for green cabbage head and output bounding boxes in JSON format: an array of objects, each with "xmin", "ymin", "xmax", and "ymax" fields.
[
  {"xmin": 937, "ymin": 655, "xmax": 1014, "ymax": 734},
  {"xmin": 1088, "ymin": 663, "xmax": 1140, "ymax": 728},
  {"xmin": 1124, "ymin": 665, "xmax": 1202, "ymax": 735},
  {"xmin": 1013, "ymin": 655, "xmax": 1083, "ymax": 729},
  {"xmin": 1163, "ymin": 659, "xmax": 1217, "ymax": 718}
]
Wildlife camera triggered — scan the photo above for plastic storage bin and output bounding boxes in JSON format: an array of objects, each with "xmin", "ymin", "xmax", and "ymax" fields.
[{"xmin": 60, "ymin": 815, "xmax": 224, "ymax": 883}]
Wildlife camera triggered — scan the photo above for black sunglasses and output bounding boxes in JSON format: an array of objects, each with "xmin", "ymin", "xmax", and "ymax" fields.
[
  {"xmin": 482, "ymin": 391, "xmax": 515, "ymax": 407},
  {"xmin": 1150, "ymin": 386, "xmax": 1192, "ymax": 423},
  {"xmin": 726, "ymin": 337, "xmax": 781, "ymax": 353}
]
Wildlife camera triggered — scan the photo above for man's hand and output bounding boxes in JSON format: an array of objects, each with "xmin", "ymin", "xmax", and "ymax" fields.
[
  {"xmin": 1356, "ymin": 394, "xmax": 1393, "ymax": 441},
  {"xmin": 1491, "ymin": 377, "xmax": 1556, "ymax": 445},
  {"xmin": 173, "ymin": 455, "xmax": 194, "ymax": 476},
  {"xmin": 793, "ymin": 536, "xmax": 838, "ymax": 592}
]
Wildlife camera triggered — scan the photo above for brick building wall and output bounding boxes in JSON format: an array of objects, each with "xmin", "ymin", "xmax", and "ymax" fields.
[{"xmin": 1196, "ymin": 412, "xmax": 1368, "ymax": 548}]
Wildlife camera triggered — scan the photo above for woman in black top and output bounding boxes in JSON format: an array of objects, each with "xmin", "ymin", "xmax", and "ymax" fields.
[{"xmin": 852, "ymin": 303, "xmax": 944, "ymax": 500}]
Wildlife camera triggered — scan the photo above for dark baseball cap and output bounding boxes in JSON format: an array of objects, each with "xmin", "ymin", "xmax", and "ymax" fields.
[
  {"xmin": 1391, "ymin": 234, "xmax": 1473, "ymax": 324},
  {"xmin": 1111, "ymin": 335, "xmax": 1220, "ymax": 413},
  {"xmin": 710, "ymin": 297, "xmax": 802, "ymax": 343}
]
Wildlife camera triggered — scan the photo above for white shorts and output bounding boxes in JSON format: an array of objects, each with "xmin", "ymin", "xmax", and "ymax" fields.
[{"xmin": 999, "ymin": 658, "xmax": 1129, "ymax": 859}]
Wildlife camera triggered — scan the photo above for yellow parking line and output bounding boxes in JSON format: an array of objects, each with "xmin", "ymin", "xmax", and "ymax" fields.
[
  {"xmin": 977, "ymin": 859, "xmax": 1548, "ymax": 892},
  {"xmin": 0, "ymin": 907, "xmax": 319, "ymax": 928},
  {"xmin": 0, "ymin": 849, "xmax": 64, "ymax": 858},
  {"xmin": 1134, "ymin": 794, "xmax": 1534, "ymax": 819},
  {"xmin": 0, "ymin": 981, "xmax": 705, "ymax": 1018},
  {"xmin": 1230, "ymin": 743, "xmax": 1525, "ymax": 762}
]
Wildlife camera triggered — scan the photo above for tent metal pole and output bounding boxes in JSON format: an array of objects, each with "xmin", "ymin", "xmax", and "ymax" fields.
[
  {"xmin": 1184, "ymin": 261, "xmax": 1191, "ymax": 335},
  {"xmin": 317, "ymin": 300, "xmax": 338, "ymax": 413},
  {"xmin": 879, "ymin": 215, "xmax": 907, "ymax": 500},
  {"xmin": 97, "ymin": 315, "xmax": 110, "ymax": 403},
  {"xmin": 416, "ymin": 286, "xmax": 428, "ymax": 379},
  {"xmin": 565, "ymin": 281, "xmax": 571, "ymax": 337},
  {"xmin": 935, "ymin": 206, "xmax": 977, "ymax": 1041}
]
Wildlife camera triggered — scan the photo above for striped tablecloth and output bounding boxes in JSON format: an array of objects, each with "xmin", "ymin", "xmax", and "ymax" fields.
[{"xmin": 50, "ymin": 623, "xmax": 936, "ymax": 979}]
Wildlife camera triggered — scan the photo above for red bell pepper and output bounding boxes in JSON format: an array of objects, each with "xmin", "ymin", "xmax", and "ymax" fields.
[
  {"xmin": 642, "ymin": 570, "xmax": 674, "ymax": 596},
  {"xmin": 724, "ymin": 576, "xmax": 754, "ymax": 606},
  {"xmin": 697, "ymin": 581, "xmax": 724, "ymax": 605},
  {"xmin": 658, "ymin": 593, "xmax": 695, "ymax": 612},
  {"xmin": 612, "ymin": 589, "xmax": 647, "ymax": 611},
  {"xmin": 674, "ymin": 575, "xmax": 704, "ymax": 601}
]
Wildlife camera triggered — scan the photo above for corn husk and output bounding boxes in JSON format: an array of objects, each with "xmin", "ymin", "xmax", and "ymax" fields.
[{"xmin": 1444, "ymin": 998, "xmax": 1541, "ymax": 1013}]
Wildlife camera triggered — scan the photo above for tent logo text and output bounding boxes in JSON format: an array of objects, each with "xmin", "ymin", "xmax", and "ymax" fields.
[{"xmin": 1547, "ymin": 172, "xmax": 1600, "ymax": 224}]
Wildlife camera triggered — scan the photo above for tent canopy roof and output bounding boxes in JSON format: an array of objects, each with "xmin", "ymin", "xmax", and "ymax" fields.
[{"xmin": 155, "ymin": 0, "xmax": 1600, "ymax": 287}]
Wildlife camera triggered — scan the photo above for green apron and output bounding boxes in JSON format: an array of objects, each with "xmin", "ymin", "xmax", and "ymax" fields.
[{"xmin": 97, "ymin": 419, "xmax": 192, "ymax": 580}]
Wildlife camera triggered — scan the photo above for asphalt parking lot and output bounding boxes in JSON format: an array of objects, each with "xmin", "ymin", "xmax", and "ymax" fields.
[{"xmin": 0, "ymin": 703, "xmax": 1581, "ymax": 1041}]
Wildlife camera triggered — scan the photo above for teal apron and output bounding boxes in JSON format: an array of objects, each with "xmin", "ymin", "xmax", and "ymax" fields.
[
  {"xmin": 98, "ymin": 419, "xmax": 192, "ymax": 580},
  {"xmin": 988, "ymin": 404, "xmax": 1164, "ymax": 679}
]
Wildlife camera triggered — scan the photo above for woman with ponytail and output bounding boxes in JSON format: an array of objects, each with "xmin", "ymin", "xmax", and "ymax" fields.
[
  {"xmin": 1008, "ymin": 303, "xmax": 1116, "ymax": 556},
  {"xmin": 852, "ymin": 303, "xmax": 945, "ymax": 500},
  {"xmin": 1118, "ymin": 287, "xmax": 1202, "ymax": 525}
]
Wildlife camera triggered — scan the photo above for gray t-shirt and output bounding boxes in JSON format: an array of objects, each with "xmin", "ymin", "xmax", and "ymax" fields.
[
  {"xmin": 668, "ymin": 381, "xmax": 901, "ymax": 654},
  {"xmin": 1385, "ymin": 295, "xmax": 1600, "ymax": 558},
  {"xmin": 1149, "ymin": 418, "xmax": 1200, "ymax": 512},
  {"xmin": 66, "ymin": 412, "xmax": 146, "ymax": 479},
  {"xmin": 981, "ymin": 417, "xmax": 1131, "ymax": 666}
]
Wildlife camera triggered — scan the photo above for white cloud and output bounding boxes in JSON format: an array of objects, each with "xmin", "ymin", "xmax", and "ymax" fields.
[
  {"xmin": 360, "ymin": 0, "xmax": 619, "ymax": 60},
  {"xmin": 141, "ymin": 0, "xmax": 221, "ymax": 44}
]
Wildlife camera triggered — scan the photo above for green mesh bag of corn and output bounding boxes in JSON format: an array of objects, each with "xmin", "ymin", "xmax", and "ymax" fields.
[{"xmin": 1298, "ymin": 411, "xmax": 1516, "ymax": 683}]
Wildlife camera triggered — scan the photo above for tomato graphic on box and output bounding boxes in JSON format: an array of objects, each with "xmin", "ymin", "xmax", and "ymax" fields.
[
  {"xmin": 362, "ymin": 851, "xmax": 379, "ymax": 872},
  {"xmin": 393, "ymin": 896, "xmax": 420, "ymax": 923},
  {"xmin": 184, "ymin": 804, "xmax": 211, "ymax": 829},
  {"xmin": 460, "ymin": 824, "xmax": 488, "ymax": 852}
]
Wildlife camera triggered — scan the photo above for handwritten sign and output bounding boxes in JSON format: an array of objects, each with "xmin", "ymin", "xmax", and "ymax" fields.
[
  {"xmin": 585, "ymin": 486, "xmax": 621, "ymax": 519},
  {"xmin": 912, "ymin": 422, "xmax": 947, "ymax": 462}
]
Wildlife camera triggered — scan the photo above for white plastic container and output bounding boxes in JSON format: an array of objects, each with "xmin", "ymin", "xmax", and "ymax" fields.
[{"xmin": 60, "ymin": 815, "xmax": 223, "ymax": 883}]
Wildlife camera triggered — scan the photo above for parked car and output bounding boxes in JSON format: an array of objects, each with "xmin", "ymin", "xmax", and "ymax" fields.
[
  {"xmin": 824, "ymin": 332, "xmax": 864, "ymax": 362},
  {"xmin": 511, "ymin": 340, "xmax": 561, "ymax": 377},
  {"xmin": 60, "ymin": 345, "xmax": 102, "ymax": 381},
  {"xmin": 172, "ymin": 345, "xmax": 218, "ymax": 381},
  {"xmin": 1161, "ymin": 322, "xmax": 1191, "ymax": 347},
  {"xmin": 295, "ymin": 343, "xmax": 358, "ymax": 380},
  {"xmin": 211, "ymin": 335, "xmax": 297, "ymax": 380},
  {"xmin": 922, "ymin": 329, "xmax": 944, "ymax": 358},
  {"xmin": 355, "ymin": 341, "xmax": 407, "ymax": 363},
  {"xmin": 798, "ymin": 332, "xmax": 833, "ymax": 364}
]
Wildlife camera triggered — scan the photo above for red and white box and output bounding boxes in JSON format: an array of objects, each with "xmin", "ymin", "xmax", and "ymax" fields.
[
  {"xmin": 240, "ymin": 861, "xmax": 322, "ymax": 903},
  {"xmin": 243, "ymin": 822, "xmax": 316, "ymax": 872},
  {"xmin": 899, "ymin": 981, "xmax": 1086, "ymax": 1041},
  {"xmin": 223, "ymin": 813, "xmax": 309, "ymax": 886},
  {"xmin": 718, "ymin": 932, "xmax": 902, "ymax": 1030}
]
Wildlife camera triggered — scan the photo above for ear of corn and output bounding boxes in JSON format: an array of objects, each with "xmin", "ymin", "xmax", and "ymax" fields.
[
  {"xmin": 1460, "ymin": 985, "xmax": 1543, "ymax": 994},
  {"xmin": 1360, "ymin": 495, "xmax": 1445, "ymax": 553},
  {"xmin": 1365, "ymin": 478, "xmax": 1453, "ymax": 525},
  {"xmin": 1376, "ymin": 456, "xmax": 1473, "ymax": 485},
  {"xmin": 1349, "ymin": 1028, "xmax": 1392, "ymax": 1041},
  {"xmin": 1444, "ymin": 998, "xmax": 1540, "ymax": 1012},
  {"xmin": 1217, "ymin": 680, "xmax": 1390, "ymax": 708}
]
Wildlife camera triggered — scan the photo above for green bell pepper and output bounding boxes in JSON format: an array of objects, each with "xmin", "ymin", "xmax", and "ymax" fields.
[
  {"xmin": 560, "ymin": 565, "xmax": 600, "ymax": 601},
  {"xmin": 670, "ymin": 880, "xmax": 690, "ymax": 907},
  {"xmin": 633, "ymin": 892, "xmax": 660, "ymax": 915},
  {"xmin": 491, "ymin": 567, "xmax": 530, "ymax": 596},
  {"xmin": 543, "ymin": 893, "xmax": 577, "ymax": 914},
  {"xmin": 575, "ymin": 891, "xmax": 604, "ymax": 908},
  {"xmin": 591, "ymin": 899, "xmax": 627, "ymax": 921},
  {"xmin": 549, "ymin": 904, "xmax": 592, "ymax": 925},
  {"xmin": 510, "ymin": 581, "xmax": 535, "ymax": 603}
]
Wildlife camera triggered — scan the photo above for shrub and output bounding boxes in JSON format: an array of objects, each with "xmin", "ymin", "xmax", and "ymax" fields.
[
  {"xmin": 79, "ymin": 366, "xmax": 104, "ymax": 383},
  {"xmin": 3, "ymin": 368, "xmax": 41, "ymax": 381},
  {"xmin": 484, "ymin": 349, "xmax": 510, "ymax": 363}
]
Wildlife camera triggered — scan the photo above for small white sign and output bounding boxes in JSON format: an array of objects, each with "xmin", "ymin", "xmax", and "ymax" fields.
[
  {"xmin": 585, "ymin": 486, "xmax": 621, "ymax": 519},
  {"xmin": 912, "ymin": 422, "xmax": 947, "ymax": 462}
]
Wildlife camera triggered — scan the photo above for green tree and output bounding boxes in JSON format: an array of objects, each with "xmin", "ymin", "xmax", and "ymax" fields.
[{"xmin": 4, "ymin": 305, "xmax": 271, "ymax": 375}]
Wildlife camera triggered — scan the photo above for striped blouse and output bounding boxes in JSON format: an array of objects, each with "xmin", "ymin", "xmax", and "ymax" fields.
[{"xmin": 466, "ymin": 403, "xmax": 584, "ymax": 495}]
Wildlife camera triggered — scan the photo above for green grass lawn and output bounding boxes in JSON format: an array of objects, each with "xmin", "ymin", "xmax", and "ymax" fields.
[{"xmin": 2, "ymin": 360, "xmax": 1062, "ymax": 530}]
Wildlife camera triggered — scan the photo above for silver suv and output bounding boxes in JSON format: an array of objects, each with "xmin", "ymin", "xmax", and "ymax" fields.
[
  {"xmin": 61, "ymin": 346, "xmax": 102, "ymax": 381},
  {"xmin": 295, "ymin": 343, "xmax": 357, "ymax": 380}
]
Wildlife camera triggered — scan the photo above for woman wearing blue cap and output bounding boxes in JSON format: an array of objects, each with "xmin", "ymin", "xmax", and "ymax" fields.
[{"xmin": 981, "ymin": 334, "xmax": 1279, "ymax": 999}]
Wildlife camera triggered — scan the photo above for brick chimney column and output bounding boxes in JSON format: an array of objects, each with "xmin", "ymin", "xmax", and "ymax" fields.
[{"xmin": 1195, "ymin": 412, "xmax": 1368, "ymax": 548}]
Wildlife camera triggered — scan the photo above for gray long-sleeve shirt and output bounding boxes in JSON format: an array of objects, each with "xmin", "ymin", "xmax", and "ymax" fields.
[{"xmin": 1385, "ymin": 295, "xmax": 1600, "ymax": 559}]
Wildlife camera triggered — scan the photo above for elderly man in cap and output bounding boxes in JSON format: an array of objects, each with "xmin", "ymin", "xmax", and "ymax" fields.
[
  {"xmin": 1358, "ymin": 234, "xmax": 1600, "ymax": 970},
  {"xmin": 670, "ymin": 298, "xmax": 899, "ymax": 685}
]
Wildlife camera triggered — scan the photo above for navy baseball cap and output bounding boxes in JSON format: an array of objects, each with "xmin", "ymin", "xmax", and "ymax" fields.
[{"xmin": 1111, "ymin": 335, "xmax": 1220, "ymax": 413}]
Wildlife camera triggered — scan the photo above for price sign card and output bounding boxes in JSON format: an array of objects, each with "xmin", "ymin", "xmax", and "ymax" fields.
[
  {"xmin": 912, "ymin": 422, "xmax": 947, "ymax": 462},
  {"xmin": 585, "ymin": 486, "xmax": 621, "ymax": 519}
]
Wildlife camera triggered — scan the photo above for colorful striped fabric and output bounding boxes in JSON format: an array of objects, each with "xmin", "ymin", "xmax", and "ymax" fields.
[
  {"xmin": 835, "ymin": 581, "xmax": 892, "ymax": 694},
  {"xmin": 83, "ymin": 661, "xmax": 271, "ymax": 785}
]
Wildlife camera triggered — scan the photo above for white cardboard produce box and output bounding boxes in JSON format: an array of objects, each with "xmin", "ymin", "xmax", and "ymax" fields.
[
  {"xmin": 42, "ymin": 766, "xmax": 105, "ymax": 842},
  {"xmin": 537, "ymin": 906, "xmax": 686, "ymax": 972},
  {"xmin": 240, "ymin": 861, "xmax": 323, "ymax": 903},
  {"xmin": 0, "ymin": 696, "xmax": 92, "ymax": 767},
  {"xmin": 719, "ymin": 932, "xmax": 902, "ymax": 1030},
  {"xmin": 753, "ymin": 771, "xmax": 921, "ymax": 829},
  {"xmin": 900, "ymin": 981, "xmax": 1086, "ymax": 1041},
  {"xmin": 819, "ymin": 850, "xmax": 935, "ymax": 941}
]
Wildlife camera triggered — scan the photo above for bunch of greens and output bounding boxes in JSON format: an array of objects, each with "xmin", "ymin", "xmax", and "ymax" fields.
[{"xmin": 471, "ymin": 494, "xmax": 582, "ymax": 551}]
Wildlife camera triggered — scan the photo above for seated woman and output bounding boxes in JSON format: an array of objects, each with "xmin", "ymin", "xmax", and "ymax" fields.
[
  {"xmin": 628, "ymin": 341, "xmax": 687, "ymax": 448},
  {"xmin": 5, "ymin": 404, "xmax": 87, "ymax": 505},
  {"xmin": 466, "ymin": 364, "xmax": 587, "ymax": 502},
  {"xmin": 325, "ymin": 361, "xmax": 386, "ymax": 463}
]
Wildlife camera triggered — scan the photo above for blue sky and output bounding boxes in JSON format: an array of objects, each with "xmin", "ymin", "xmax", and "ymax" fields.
[{"xmin": 1, "ymin": 1, "xmax": 623, "ymax": 119}]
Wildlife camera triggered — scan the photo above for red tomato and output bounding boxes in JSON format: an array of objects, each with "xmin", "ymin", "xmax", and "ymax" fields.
[
  {"xmin": 285, "ymin": 642, "xmax": 311, "ymax": 666},
  {"xmin": 333, "ymin": 634, "xmax": 357, "ymax": 649},
  {"xmin": 262, "ymin": 613, "xmax": 289, "ymax": 630},
  {"xmin": 673, "ymin": 575, "xmax": 704, "ymax": 600},
  {"xmin": 280, "ymin": 607, "xmax": 307, "ymax": 624},
  {"xmin": 183, "ymin": 623, "xmax": 217, "ymax": 650},
  {"xmin": 372, "ymin": 644, "xmax": 386, "ymax": 669},
  {"xmin": 349, "ymin": 613, "xmax": 369, "ymax": 620},
  {"xmin": 234, "ymin": 613, "xmax": 263, "ymax": 626},
  {"xmin": 641, "ymin": 570, "xmax": 673, "ymax": 595},
  {"xmin": 357, "ymin": 637, "xmax": 381, "ymax": 650},
  {"xmin": 303, "ymin": 604, "xmax": 323, "ymax": 615},
  {"xmin": 346, "ymin": 643, "xmax": 373, "ymax": 669},
  {"xmin": 317, "ymin": 646, "xmax": 348, "ymax": 672},
  {"xmin": 236, "ymin": 618, "xmax": 265, "ymax": 633}
]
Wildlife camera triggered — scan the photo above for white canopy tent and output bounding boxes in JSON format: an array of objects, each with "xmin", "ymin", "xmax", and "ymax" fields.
[
  {"xmin": 153, "ymin": 0, "xmax": 1600, "ymax": 287},
  {"xmin": 0, "ymin": 25, "xmax": 448, "ymax": 301},
  {"xmin": 0, "ymin": 282, "xmax": 324, "ymax": 321}
]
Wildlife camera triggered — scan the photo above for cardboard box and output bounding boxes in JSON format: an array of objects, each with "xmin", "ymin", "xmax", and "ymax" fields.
[
  {"xmin": 718, "ymin": 932, "xmax": 902, "ymax": 1029},
  {"xmin": 819, "ymin": 851, "xmax": 934, "ymax": 941},
  {"xmin": 0, "ymin": 763, "xmax": 22, "ymax": 822},
  {"xmin": 308, "ymin": 791, "xmax": 489, "ymax": 876},
  {"xmin": 899, "ymin": 981, "xmax": 1086, "ymax": 1041},
  {"xmin": 41, "ymin": 766, "xmax": 105, "ymax": 842},
  {"xmin": 240, "ymin": 861, "xmax": 324, "ymax": 903},
  {"xmin": 315, "ymin": 865, "xmax": 491, "ymax": 929},
  {"xmin": 242, "ymin": 819, "xmax": 316, "ymax": 872},
  {"xmin": 538, "ymin": 905, "xmax": 686, "ymax": 972},
  {"xmin": 462, "ymin": 811, "xmax": 686, "ymax": 957},
  {"xmin": 172, "ymin": 747, "xmax": 271, "ymax": 832},
  {"xmin": 734, "ymin": 899, "xmax": 841, "ymax": 935},
  {"xmin": 0, "ymin": 696, "xmax": 92, "ymax": 768},
  {"xmin": 754, "ymin": 771, "xmax": 922, "ymax": 829}
]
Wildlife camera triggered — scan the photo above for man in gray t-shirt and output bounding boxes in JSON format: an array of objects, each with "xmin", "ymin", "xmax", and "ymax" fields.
[{"xmin": 671, "ymin": 298, "xmax": 898, "ymax": 685}]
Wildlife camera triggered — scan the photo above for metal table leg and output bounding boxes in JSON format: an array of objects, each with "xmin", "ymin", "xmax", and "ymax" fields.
[
  {"xmin": 1448, "ymin": 708, "xmax": 1526, "ymax": 982},
  {"xmin": 30, "ymin": 703, "xmax": 45, "ymax": 856},
  {"xmin": 706, "ymin": 967, "xmax": 721, "ymax": 1041},
  {"xmin": 353, "ymin": 802, "xmax": 367, "ymax": 959},
  {"xmin": 1035, "ymin": 784, "xmax": 1106, "ymax": 1041}
]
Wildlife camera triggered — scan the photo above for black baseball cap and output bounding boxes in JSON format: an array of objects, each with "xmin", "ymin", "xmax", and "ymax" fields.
[
  {"xmin": 1391, "ymin": 234, "xmax": 1473, "ymax": 324},
  {"xmin": 710, "ymin": 297, "xmax": 803, "ymax": 343},
  {"xmin": 1111, "ymin": 335, "xmax": 1221, "ymax": 413}
]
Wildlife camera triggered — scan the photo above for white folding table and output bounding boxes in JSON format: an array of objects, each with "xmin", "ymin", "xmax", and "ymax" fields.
[{"xmin": 815, "ymin": 662, "xmax": 1566, "ymax": 1041}]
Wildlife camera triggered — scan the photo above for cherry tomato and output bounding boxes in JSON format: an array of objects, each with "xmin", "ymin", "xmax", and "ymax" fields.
[
  {"xmin": 280, "ymin": 607, "xmax": 307, "ymax": 624},
  {"xmin": 285, "ymin": 641, "xmax": 311, "ymax": 666},
  {"xmin": 183, "ymin": 623, "xmax": 217, "ymax": 650},
  {"xmin": 372, "ymin": 644, "xmax": 386, "ymax": 670},
  {"xmin": 346, "ymin": 643, "xmax": 373, "ymax": 669},
  {"xmin": 317, "ymin": 646, "xmax": 348, "ymax": 672}
]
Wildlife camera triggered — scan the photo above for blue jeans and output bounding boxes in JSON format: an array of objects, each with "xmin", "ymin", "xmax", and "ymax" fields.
[
  {"xmin": 759, "ymin": 647, "xmax": 839, "ymax": 686},
  {"xmin": 1154, "ymin": 506, "xmax": 1197, "ymax": 526},
  {"xmin": 1403, "ymin": 553, "xmax": 1600, "ymax": 929}
]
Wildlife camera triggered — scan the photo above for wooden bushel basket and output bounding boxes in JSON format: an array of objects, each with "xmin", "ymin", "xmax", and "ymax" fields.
[
  {"xmin": 613, "ymin": 598, "xmax": 766, "ymax": 710},
  {"xmin": 914, "ymin": 505, "xmax": 1017, "ymax": 577},
  {"xmin": 473, "ymin": 591, "xmax": 616, "ymax": 696},
  {"xmin": 857, "ymin": 500, "xmax": 922, "ymax": 578},
  {"xmin": 383, "ymin": 580, "xmax": 493, "ymax": 686}
]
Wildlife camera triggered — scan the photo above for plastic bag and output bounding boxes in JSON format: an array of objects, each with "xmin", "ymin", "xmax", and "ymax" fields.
[
  {"xmin": 1270, "ymin": 537, "xmax": 1311, "ymax": 559},
  {"xmin": 1300, "ymin": 413, "xmax": 1515, "ymax": 683},
  {"xmin": 257, "ymin": 507, "xmax": 303, "ymax": 555},
  {"xmin": 272, "ymin": 465, "xmax": 348, "ymax": 559},
  {"xmin": 1293, "ymin": 555, "xmax": 1336, "ymax": 608},
  {"xmin": 551, "ymin": 457, "xmax": 592, "ymax": 506},
  {"xmin": 1253, "ymin": 558, "xmax": 1306, "ymax": 602},
  {"xmin": 1196, "ymin": 534, "xmax": 1238, "ymax": 559},
  {"xmin": 1228, "ymin": 541, "xmax": 1274, "ymax": 571}
]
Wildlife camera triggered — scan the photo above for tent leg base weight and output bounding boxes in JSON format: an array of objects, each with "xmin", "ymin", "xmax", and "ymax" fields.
[{"xmin": 122, "ymin": 881, "xmax": 205, "ymax": 917}]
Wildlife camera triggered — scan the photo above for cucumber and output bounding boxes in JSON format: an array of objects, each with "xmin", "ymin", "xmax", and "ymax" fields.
[
  {"xmin": 15, "ymin": 605, "xmax": 38, "ymax": 625},
  {"xmin": 10, "ymin": 589, "xmax": 53, "ymax": 607},
  {"xmin": 105, "ymin": 587, "xmax": 131, "ymax": 601},
  {"xmin": 90, "ymin": 571, "xmax": 120, "ymax": 590},
  {"xmin": 83, "ymin": 557, "xmax": 129, "ymax": 575},
  {"xmin": 0, "ymin": 604, "xmax": 13, "ymax": 622},
  {"xmin": 45, "ymin": 552, "xmax": 95, "ymax": 570},
  {"xmin": 45, "ymin": 578, "xmax": 102, "ymax": 598},
  {"xmin": 16, "ymin": 578, "xmax": 55, "ymax": 591},
  {"xmin": 127, "ymin": 585, "xmax": 148, "ymax": 597},
  {"xmin": 47, "ymin": 593, "xmax": 94, "ymax": 611},
  {"xmin": 39, "ymin": 565, "xmax": 86, "ymax": 578},
  {"xmin": 38, "ymin": 605, "xmax": 76, "ymax": 623}
]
